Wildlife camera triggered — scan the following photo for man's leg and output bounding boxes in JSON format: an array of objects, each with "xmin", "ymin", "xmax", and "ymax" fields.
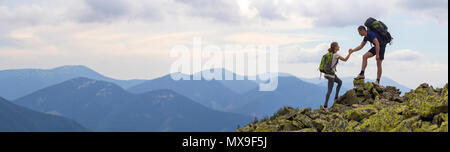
[
  {"xmin": 357, "ymin": 51, "xmax": 374, "ymax": 79},
  {"xmin": 375, "ymin": 45, "xmax": 386, "ymax": 84},
  {"xmin": 376, "ymin": 58, "xmax": 383, "ymax": 84}
]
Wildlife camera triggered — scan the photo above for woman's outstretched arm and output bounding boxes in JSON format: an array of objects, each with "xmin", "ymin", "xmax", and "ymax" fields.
[{"xmin": 339, "ymin": 49, "xmax": 353, "ymax": 62}]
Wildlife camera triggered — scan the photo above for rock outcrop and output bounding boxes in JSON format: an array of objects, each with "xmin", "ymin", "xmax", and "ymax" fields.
[{"xmin": 236, "ymin": 80, "xmax": 448, "ymax": 132}]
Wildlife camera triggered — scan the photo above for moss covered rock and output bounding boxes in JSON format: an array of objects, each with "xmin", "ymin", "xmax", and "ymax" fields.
[
  {"xmin": 312, "ymin": 119, "xmax": 328, "ymax": 131},
  {"xmin": 354, "ymin": 79, "xmax": 365, "ymax": 88},
  {"xmin": 335, "ymin": 89, "xmax": 362, "ymax": 106},
  {"xmin": 236, "ymin": 82, "xmax": 448, "ymax": 132},
  {"xmin": 344, "ymin": 106, "xmax": 377, "ymax": 122},
  {"xmin": 297, "ymin": 128, "xmax": 317, "ymax": 132}
]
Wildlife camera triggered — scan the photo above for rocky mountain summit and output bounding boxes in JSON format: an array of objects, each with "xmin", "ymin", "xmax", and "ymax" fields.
[{"xmin": 236, "ymin": 80, "xmax": 448, "ymax": 132}]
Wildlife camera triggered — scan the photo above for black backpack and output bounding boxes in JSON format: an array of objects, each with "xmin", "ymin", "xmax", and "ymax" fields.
[{"xmin": 364, "ymin": 17, "xmax": 393, "ymax": 45}]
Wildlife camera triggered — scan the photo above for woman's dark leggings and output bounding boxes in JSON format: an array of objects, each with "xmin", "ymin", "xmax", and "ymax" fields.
[{"xmin": 325, "ymin": 75, "xmax": 342, "ymax": 107}]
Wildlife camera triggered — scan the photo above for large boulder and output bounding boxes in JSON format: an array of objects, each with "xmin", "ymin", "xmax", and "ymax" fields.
[
  {"xmin": 335, "ymin": 89, "xmax": 363, "ymax": 106},
  {"xmin": 344, "ymin": 107, "xmax": 377, "ymax": 122},
  {"xmin": 353, "ymin": 79, "xmax": 365, "ymax": 88},
  {"xmin": 336, "ymin": 79, "xmax": 404, "ymax": 107}
]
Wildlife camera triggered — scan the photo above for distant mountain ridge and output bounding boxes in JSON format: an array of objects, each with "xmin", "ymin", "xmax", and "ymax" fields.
[
  {"xmin": 233, "ymin": 76, "xmax": 326, "ymax": 118},
  {"xmin": 0, "ymin": 65, "xmax": 145, "ymax": 100},
  {"xmin": 15, "ymin": 77, "xmax": 252, "ymax": 132},
  {"xmin": 1, "ymin": 65, "xmax": 414, "ymax": 123},
  {"xmin": 0, "ymin": 97, "xmax": 88, "ymax": 132},
  {"xmin": 128, "ymin": 69, "xmax": 329, "ymax": 118},
  {"xmin": 128, "ymin": 72, "xmax": 241, "ymax": 111}
]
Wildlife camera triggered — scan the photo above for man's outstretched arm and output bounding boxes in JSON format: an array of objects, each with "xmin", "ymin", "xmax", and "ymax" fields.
[{"xmin": 351, "ymin": 41, "xmax": 367, "ymax": 52}]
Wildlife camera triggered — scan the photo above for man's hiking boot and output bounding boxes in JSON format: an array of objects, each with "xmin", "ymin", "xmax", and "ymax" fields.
[
  {"xmin": 374, "ymin": 80, "xmax": 380, "ymax": 85},
  {"xmin": 323, "ymin": 106, "xmax": 329, "ymax": 113},
  {"xmin": 321, "ymin": 105, "xmax": 329, "ymax": 112},
  {"xmin": 355, "ymin": 74, "xmax": 365, "ymax": 80}
]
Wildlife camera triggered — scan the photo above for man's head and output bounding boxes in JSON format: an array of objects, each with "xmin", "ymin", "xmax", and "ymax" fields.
[{"xmin": 358, "ymin": 26, "xmax": 368, "ymax": 37}]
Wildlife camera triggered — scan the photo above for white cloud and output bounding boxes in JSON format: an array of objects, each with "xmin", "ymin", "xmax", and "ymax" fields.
[
  {"xmin": 385, "ymin": 49, "xmax": 425, "ymax": 61},
  {"xmin": 1, "ymin": 0, "xmax": 447, "ymax": 28},
  {"xmin": 2, "ymin": 21, "xmax": 205, "ymax": 57},
  {"xmin": 383, "ymin": 58, "xmax": 448, "ymax": 89},
  {"xmin": 383, "ymin": 49, "xmax": 448, "ymax": 85},
  {"xmin": 236, "ymin": 0, "xmax": 258, "ymax": 18},
  {"xmin": 174, "ymin": 0, "xmax": 243, "ymax": 23},
  {"xmin": 249, "ymin": 0, "xmax": 394, "ymax": 27},
  {"xmin": 78, "ymin": 0, "xmax": 133, "ymax": 23},
  {"xmin": 279, "ymin": 43, "xmax": 329, "ymax": 64},
  {"xmin": 398, "ymin": 0, "xmax": 448, "ymax": 25},
  {"xmin": 0, "ymin": 0, "xmax": 86, "ymax": 26},
  {"xmin": 224, "ymin": 32, "xmax": 330, "ymax": 45},
  {"xmin": 246, "ymin": 0, "xmax": 448, "ymax": 27},
  {"xmin": 0, "ymin": 0, "xmax": 447, "ymax": 88}
]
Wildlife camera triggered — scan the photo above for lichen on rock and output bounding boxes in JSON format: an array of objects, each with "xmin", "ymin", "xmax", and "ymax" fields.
[{"xmin": 236, "ymin": 81, "xmax": 448, "ymax": 132}]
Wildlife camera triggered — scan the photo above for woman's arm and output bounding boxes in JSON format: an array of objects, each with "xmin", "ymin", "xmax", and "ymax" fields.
[{"xmin": 339, "ymin": 50, "xmax": 353, "ymax": 62}]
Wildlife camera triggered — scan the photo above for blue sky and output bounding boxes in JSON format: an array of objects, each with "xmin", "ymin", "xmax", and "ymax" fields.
[{"xmin": 0, "ymin": 0, "xmax": 448, "ymax": 88}]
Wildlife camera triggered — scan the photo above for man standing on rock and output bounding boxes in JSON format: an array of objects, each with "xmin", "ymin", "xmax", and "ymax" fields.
[{"xmin": 350, "ymin": 26, "xmax": 387, "ymax": 85}]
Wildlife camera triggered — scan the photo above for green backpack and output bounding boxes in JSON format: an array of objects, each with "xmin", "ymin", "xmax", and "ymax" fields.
[{"xmin": 319, "ymin": 52, "xmax": 336, "ymax": 75}]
